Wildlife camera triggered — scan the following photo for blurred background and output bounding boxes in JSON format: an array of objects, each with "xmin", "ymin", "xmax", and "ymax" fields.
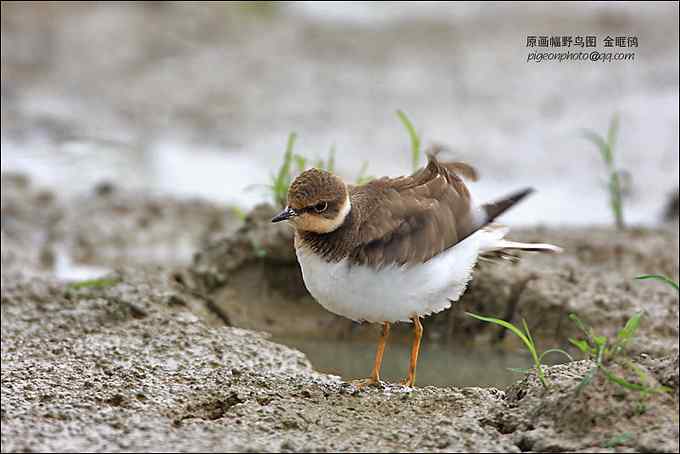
[{"xmin": 2, "ymin": 1, "xmax": 678, "ymax": 226}]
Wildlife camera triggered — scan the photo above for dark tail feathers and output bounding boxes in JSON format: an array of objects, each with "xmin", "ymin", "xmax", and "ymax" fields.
[{"xmin": 482, "ymin": 187, "xmax": 534, "ymax": 224}]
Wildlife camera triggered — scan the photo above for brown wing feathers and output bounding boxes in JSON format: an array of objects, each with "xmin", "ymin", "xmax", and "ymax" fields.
[
  {"xmin": 349, "ymin": 155, "xmax": 478, "ymax": 267},
  {"xmin": 297, "ymin": 154, "xmax": 534, "ymax": 269}
]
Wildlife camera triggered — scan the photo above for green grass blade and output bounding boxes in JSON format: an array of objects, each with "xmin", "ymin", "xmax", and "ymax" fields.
[
  {"xmin": 607, "ymin": 113, "xmax": 619, "ymax": 153},
  {"xmin": 521, "ymin": 319, "xmax": 534, "ymax": 344},
  {"xmin": 521, "ymin": 319, "xmax": 548, "ymax": 385},
  {"xmin": 635, "ymin": 274, "xmax": 680, "ymax": 292},
  {"xmin": 617, "ymin": 313, "xmax": 641, "ymax": 341},
  {"xmin": 507, "ymin": 367, "xmax": 531, "ymax": 374},
  {"xmin": 624, "ymin": 359, "xmax": 652, "ymax": 390},
  {"xmin": 582, "ymin": 129, "xmax": 610, "ymax": 163},
  {"xmin": 618, "ymin": 359, "xmax": 671, "ymax": 394},
  {"xmin": 609, "ymin": 171, "xmax": 624, "ymax": 229},
  {"xmin": 594, "ymin": 337, "xmax": 606, "ymax": 365},
  {"xmin": 604, "ymin": 432, "xmax": 633, "ymax": 448},
  {"xmin": 293, "ymin": 153, "xmax": 306, "ymax": 173},
  {"xmin": 67, "ymin": 277, "xmax": 121, "ymax": 290},
  {"xmin": 355, "ymin": 161, "xmax": 373, "ymax": 184},
  {"xmin": 592, "ymin": 336, "xmax": 608, "ymax": 362},
  {"xmin": 466, "ymin": 313, "xmax": 533, "ymax": 352},
  {"xmin": 231, "ymin": 206, "xmax": 247, "ymax": 221},
  {"xmin": 600, "ymin": 365, "xmax": 653, "ymax": 392},
  {"xmin": 327, "ymin": 145, "xmax": 336, "ymax": 173},
  {"xmin": 582, "ymin": 114, "xmax": 625, "ymax": 230},
  {"xmin": 396, "ymin": 109, "xmax": 421, "ymax": 172},
  {"xmin": 612, "ymin": 312, "xmax": 641, "ymax": 355},
  {"xmin": 466, "ymin": 313, "xmax": 552, "ymax": 387},
  {"xmin": 569, "ymin": 338, "xmax": 592, "ymax": 356},
  {"xmin": 568, "ymin": 313, "xmax": 594, "ymax": 342},
  {"xmin": 575, "ymin": 365, "xmax": 598, "ymax": 395},
  {"xmin": 278, "ymin": 132, "xmax": 296, "ymax": 181},
  {"xmin": 271, "ymin": 132, "xmax": 297, "ymax": 207},
  {"xmin": 466, "ymin": 312, "xmax": 547, "ymax": 387}
]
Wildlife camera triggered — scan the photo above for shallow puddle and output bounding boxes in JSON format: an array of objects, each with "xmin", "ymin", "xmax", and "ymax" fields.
[{"xmin": 274, "ymin": 336, "xmax": 540, "ymax": 388}]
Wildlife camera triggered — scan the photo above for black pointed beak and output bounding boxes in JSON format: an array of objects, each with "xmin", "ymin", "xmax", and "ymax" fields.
[{"xmin": 271, "ymin": 206, "xmax": 297, "ymax": 223}]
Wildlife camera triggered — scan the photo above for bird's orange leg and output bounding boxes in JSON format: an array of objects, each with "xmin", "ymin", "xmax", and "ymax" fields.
[
  {"xmin": 352, "ymin": 322, "xmax": 390, "ymax": 388},
  {"xmin": 401, "ymin": 316, "xmax": 423, "ymax": 387}
]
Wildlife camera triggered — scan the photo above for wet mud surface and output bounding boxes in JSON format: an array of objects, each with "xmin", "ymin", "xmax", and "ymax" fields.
[
  {"xmin": 2, "ymin": 269, "xmax": 677, "ymax": 452},
  {"xmin": 2, "ymin": 175, "xmax": 679, "ymax": 452}
]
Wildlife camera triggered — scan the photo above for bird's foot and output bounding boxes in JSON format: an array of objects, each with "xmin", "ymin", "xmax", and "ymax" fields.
[
  {"xmin": 400, "ymin": 377, "xmax": 416, "ymax": 388},
  {"xmin": 348, "ymin": 377, "xmax": 382, "ymax": 389}
]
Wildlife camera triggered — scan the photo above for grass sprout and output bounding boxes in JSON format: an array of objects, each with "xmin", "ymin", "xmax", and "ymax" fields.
[
  {"xmin": 231, "ymin": 206, "xmax": 247, "ymax": 222},
  {"xmin": 396, "ymin": 109, "xmax": 422, "ymax": 172},
  {"xmin": 268, "ymin": 132, "xmax": 297, "ymax": 208},
  {"xmin": 582, "ymin": 114, "xmax": 627, "ymax": 230},
  {"xmin": 355, "ymin": 161, "xmax": 374, "ymax": 185},
  {"xmin": 466, "ymin": 312, "xmax": 572, "ymax": 388},
  {"xmin": 604, "ymin": 432, "xmax": 634, "ymax": 448},
  {"xmin": 265, "ymin": 112, "xmax": 426, "ymax": 206},
  {"xmin": 267, "ymin": 133, "xmax": 338, "ymax": 208},
  {"xmin": 569, "ymin": 312, "xmax": 669, "ymax": 395},
  {"xmin": 635, "ymin": 274, "xmax": 679, "ymax": 292},
  {"xmin": 67, "ymin": 277, "xmax": 121, "ymax": 290}
]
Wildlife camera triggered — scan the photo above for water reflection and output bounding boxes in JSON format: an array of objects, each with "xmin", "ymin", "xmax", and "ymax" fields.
[{"xmin": 275, "ymin": 336, "xmax": 542, "ymax": 388}]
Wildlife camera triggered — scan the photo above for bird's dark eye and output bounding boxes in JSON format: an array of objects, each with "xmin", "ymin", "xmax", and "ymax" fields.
[{"xmin": 314, "ymin": 201, "xmax": 328, "ymax": 213}]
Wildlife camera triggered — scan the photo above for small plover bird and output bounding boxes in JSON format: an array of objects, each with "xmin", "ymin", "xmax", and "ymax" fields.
[{"xmin": 272, "ymin": 153, "xmax": 561, "ymax": 387}]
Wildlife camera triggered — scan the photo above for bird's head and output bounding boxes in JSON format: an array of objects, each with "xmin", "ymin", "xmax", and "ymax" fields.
[{"xmin": 271, "ymin": 168, "xmax": 350, "ymax": 234}]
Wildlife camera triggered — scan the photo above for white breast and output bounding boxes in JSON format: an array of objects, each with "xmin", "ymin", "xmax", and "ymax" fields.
[{"xmin": 296, "ymin": 230, "xmax": 490, "ymax": 323}]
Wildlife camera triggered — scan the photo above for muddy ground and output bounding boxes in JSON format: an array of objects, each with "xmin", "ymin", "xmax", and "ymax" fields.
[{"xmin": 1, "ymin": 174, "xmax": 679, "ymax": 452}]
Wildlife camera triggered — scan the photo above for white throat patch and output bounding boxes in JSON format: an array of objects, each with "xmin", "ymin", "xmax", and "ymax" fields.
[{"xmin": 326, "ymin": 194, "xmax": 351, "ymax": 232}]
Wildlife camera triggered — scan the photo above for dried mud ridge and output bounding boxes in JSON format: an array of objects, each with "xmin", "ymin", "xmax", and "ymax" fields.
[{"xmin": 2, "ymin": 174, "xmax": 679, "ymax": 452}]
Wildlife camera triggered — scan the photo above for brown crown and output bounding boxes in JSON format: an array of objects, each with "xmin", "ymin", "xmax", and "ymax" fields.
[{"xmin": 288, "ymin": 168, "xmax": 347, "ymax": 210}]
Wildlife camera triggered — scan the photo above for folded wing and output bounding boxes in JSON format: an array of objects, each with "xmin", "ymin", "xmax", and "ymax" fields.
[{"xmin": 349, "ymin": 154, "xmax": 481, "ymax": 267}]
